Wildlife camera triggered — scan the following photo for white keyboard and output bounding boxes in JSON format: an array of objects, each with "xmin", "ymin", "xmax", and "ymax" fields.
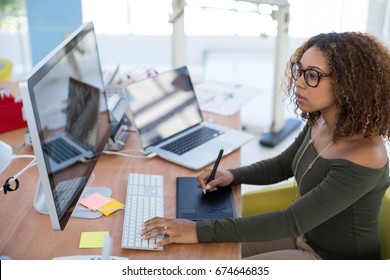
[{"xmin": 121, "ymin": 173, "xmax": 164, "ymax": 251}]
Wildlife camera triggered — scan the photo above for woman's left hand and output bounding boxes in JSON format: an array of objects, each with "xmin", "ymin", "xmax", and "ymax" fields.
[{"xmin": 142, "ymin": 217, "xmax": 198, "ymax": 248}]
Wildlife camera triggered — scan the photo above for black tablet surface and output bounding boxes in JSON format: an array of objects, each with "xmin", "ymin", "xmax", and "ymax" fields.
[{"xmin": 176, "ymin": 177, "xmax": 236, "ymax": 221}]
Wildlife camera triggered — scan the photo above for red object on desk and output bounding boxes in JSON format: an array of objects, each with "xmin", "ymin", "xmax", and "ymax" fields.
[{"xmin": 0, "ymin": 94, "xmax": 27, "ymax": 133}]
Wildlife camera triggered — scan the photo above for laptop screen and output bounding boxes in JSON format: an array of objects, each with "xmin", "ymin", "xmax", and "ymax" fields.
[{"xmin": 126, "ymin": 66, "xmax": 203, "ymax": 148}]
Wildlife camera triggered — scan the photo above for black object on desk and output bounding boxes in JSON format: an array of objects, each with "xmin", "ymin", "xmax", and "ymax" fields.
[
  {"xmin": 176, "ymin": 177, "xmax": 236, "ymax": 221},
  {"xmin": 207, "ymin": 148, "xmax": 224, "ymax": 183}
]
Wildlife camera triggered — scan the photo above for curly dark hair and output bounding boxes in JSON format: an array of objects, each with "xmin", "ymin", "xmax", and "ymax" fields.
[{"xmin": 285, "ymin": 32, "xmax": 390, "ymax": 142}]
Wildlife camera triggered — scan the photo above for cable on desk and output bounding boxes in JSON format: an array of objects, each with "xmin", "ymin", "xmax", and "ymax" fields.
[
  {"xmin": 103, "ymin": 149, "xmax": 157, "ymax": 159},
  {"xmin": 2, "ymin": 156, "xmax": 36, "ymax": 195}
]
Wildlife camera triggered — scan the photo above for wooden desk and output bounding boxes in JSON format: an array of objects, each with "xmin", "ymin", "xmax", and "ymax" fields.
[{"xmin": 0, "ymin": 112, "xmax": 243, "ymax": 260}]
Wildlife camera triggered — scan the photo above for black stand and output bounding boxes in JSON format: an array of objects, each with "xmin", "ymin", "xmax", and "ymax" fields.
[{"xmin": 259, "ymin": 118, "xmax": 301, "ymax": 148}]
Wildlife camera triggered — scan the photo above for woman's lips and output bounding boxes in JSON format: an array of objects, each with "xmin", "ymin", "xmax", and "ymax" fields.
[{"xmin": 295, "ymin": 93, "xmax": 306, "ymax": 103}]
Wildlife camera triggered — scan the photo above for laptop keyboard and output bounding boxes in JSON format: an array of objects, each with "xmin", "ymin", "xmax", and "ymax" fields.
[
  {"xmin": 44, "ymin": 138, "xmax": 82, "ymax": 163},
  {"xmin": 161, "ymin": 127, "xmax": 223, "ymax": 155}
]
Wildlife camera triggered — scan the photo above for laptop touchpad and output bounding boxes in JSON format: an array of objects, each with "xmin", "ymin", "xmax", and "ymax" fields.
[{"xmin": 202, "ymin": 140, "xmax": 231, "ymax": 154}]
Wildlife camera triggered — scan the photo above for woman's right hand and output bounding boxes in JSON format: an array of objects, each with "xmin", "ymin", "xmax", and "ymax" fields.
[{"xmin": 197, "ymin": 169, "xmax": 234, "ymax": 194}]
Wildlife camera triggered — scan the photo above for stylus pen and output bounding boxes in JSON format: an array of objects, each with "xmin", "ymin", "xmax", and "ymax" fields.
[{"xmin": 204, "ymin": 148, "xmax": 224, "ymax": 194}]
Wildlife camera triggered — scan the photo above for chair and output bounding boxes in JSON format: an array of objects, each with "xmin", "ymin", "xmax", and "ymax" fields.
[{"xmin": 242, "ymin": 182, "xmax": 390, "ymax": 260}]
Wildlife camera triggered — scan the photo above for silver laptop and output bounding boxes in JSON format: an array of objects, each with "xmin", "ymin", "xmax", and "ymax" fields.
[{"xmin": 125, "ymin": 66, "xmax": 254, "ymax": 170}]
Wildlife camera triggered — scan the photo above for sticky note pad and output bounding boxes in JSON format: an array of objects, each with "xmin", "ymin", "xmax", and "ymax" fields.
[
  {"xmin": 78, "ymin": 193, "xmax": 112, "ymax": 211},
  {"xmin": 99, "ymin": 197, "xmax": 125, "ymax": 216},
  {"xmin": 79, "ymin": 231, "xmax": 109, "ymax": 248}
]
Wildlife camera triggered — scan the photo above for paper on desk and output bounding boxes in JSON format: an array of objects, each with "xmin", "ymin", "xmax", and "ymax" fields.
[
  {"xmin": 98, "ymin": 197, "xmax": 125, "ymax": 216},
  {"xmin": 79, "ymin": 231, "xmax": 109, "ymax": 248},
  {"xmin": 78, "ymin": 193, "xmax": 112, "ymax": 211},
  {"xmin": 194, "ymin": 81, "xmax": 262, "ymax": 116}
]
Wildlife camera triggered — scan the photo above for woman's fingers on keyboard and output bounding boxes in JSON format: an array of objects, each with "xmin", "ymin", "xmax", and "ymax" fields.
[
  {"xmin": 142, "ymin": 217, "xmax": 198, "ymax": 245},
  {"xmin": 142, "ymin": 216, "xmax": 166, "ymax": 238},
  {"xmin": 154, "ymin": 237, "xmax": 171, "ymax": 248}
]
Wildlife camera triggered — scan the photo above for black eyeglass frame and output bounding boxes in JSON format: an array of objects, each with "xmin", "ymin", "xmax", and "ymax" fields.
[{"xmin": 291, "ymin": 61, "xmax": 332, "ymax": 88}]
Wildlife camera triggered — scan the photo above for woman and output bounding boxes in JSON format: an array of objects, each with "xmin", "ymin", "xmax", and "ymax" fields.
[{"xmin": 142, "ymin": 32, "xmax": 390, "ymax": 260}]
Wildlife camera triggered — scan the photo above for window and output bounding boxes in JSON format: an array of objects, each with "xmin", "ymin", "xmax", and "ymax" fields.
[
  {"xmin": 0, "ymin": 0, "xmax": 27, "ymax": 32},
  {"xmin": 289, "ymin": 0, "xmax": 369, "ymax": 37},
  {"xmin": 82, "ymin": 0, "xmax": 172, "ymax": 35},
  {"xmin": 82, "ymin": 0, "xmax": 369, "ymax": 37},
  {"xmin": 185, "ymin": 0, "xmax": 277, "ymax": 36}
]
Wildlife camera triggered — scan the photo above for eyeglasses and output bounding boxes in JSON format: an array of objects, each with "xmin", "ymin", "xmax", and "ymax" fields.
[{"xmin": 291, "ymin": 61, "xmax": 331, "ymax": 88}]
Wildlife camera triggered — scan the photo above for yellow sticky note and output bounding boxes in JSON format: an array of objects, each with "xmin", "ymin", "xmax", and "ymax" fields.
[
  {"xmin": 79, "ymin": 231, "xmax": 109, "ymax": 248},
  {"xmin": 99, "ymin": 197, "xmax": 125, "ymax": 216}
]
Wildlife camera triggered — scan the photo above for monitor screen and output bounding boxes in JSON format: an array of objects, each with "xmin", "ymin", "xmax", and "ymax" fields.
[{"xmin": 20, "ymin": 22, "xmax": 112, "ymax": 230}]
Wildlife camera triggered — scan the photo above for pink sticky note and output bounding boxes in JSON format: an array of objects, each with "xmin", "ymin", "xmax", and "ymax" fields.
[{"xmin": 78, "ymin": 193, "xmax": 112, "ymax": 211}]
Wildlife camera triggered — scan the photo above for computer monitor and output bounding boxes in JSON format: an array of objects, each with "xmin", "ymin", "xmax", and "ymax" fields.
[{"xmin": 19, "ymin": 22, "xmax": 112, "ymax": 231}]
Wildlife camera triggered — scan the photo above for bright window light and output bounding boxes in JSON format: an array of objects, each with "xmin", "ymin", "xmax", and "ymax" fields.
[
  {"xmin": 289, "ymin": 0, "xmax": 369, "ymax": 37},
  {"xmin": 82, "ymin": 0, "xmax": 369, "ymax": 37},
  {"xmin": 82, "ymin": 0, "xmax": 131, "ymax": 34}
]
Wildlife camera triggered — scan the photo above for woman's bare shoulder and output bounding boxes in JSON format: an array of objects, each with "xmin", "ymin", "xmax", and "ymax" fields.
[{"xmin": 340, "ymin": 137, "xmax": 387, "ymax": 169}]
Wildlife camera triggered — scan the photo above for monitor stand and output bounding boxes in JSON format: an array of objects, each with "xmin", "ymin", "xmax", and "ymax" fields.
[{"xmin": 34, "ymin": 180, "xmax": 112, "ymax": 219}]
